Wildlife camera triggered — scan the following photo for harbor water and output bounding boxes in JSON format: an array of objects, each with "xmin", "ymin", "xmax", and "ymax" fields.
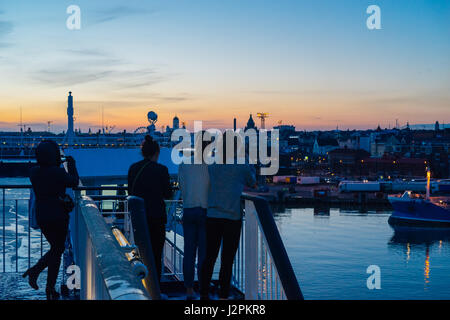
[
  {"xmin": 1, "ymin": 178, "xmax": 449, "ymax": 300},
  {"xmin": 274, "ymin": 206, "xmax": 450, "ymax": 299}
]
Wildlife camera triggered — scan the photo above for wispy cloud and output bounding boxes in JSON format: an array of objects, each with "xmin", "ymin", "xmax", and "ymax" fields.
[
  {"xmin": 31, "ymin": 48, "xmax": 167, "ymax": 89},
  {"xmin": 0, "ymin": 18, "xmax": 13, "ymax": 48},
  {"xmin": 90, "ymin": 6, "xmax": 155, "ymax": 25}
]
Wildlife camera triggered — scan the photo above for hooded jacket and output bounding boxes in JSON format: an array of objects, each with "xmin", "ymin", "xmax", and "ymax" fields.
[{"xmin": 30, "ymin": 141, "xmax": 79, "ymax": 225}]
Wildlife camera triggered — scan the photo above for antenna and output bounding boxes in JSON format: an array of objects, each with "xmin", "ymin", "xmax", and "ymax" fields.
[
  {"xmin": 17, "ymin": 106, "xmax": 27, "ymax": 133},
  {"xmin": 101, "ymin": 106, "xmax": 104, "ymax": 134}
]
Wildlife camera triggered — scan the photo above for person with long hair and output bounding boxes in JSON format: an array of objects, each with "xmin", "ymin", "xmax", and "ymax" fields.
[
  {"xmin": 178, "ymin": 133, "xmax": 210, "ymax": 299},
  {"xmin": 200, "ymin": 132, "xmax": 257, "ymax": 300},
  {"xmin": 128, "ymin": 135, "xmax": 172, "ymax": 282},
  {"xmin": 23, "ymin": 140, "xmax": 79, "ymax": 300}
]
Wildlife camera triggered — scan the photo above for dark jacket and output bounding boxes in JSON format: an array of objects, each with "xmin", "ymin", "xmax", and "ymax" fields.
[
  {"xmin": 128, "ymin": 159, "xmax": 172, "ymax": 223},
  {"xmin": 30, "ymin": 161, "xmax": 79, "ymax": 225}
]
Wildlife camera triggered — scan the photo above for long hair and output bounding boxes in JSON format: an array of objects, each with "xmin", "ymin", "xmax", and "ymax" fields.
[{"xmin": 141, "ymin": 135, "xmax": 160, "ymax": 159}]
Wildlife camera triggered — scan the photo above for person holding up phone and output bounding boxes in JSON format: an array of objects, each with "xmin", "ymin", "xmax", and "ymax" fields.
[{"xmin": 23, "ymin": 140, "xmax": 79, "ymax": 300}]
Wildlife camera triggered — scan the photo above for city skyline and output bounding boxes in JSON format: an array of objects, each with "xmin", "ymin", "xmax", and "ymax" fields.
[{"xmin": 0, "ymin": 0, "xmax": 449, "ymax": 132}]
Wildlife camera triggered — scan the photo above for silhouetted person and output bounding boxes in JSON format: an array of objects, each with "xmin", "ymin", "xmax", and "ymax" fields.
[
  {"xmin": 200, "ymin": 133, "xmax": 257, "ymax": 300},
  {"xmin": 178, "ymin": 135, "xmax": 209, "ymax": 299},
  {"xmin": 128, "ymin": 135, "xmax": 172, "ymax": 282},
  {"xmin": 23, "ymin": 140, "xmax": 79, "ymax": 300}
]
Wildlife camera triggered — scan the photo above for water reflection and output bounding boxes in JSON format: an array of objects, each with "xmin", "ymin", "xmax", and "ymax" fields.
[
  {"xmin": 389, "ymin": 225, "xmax": 450, "ymax": 245},
  {"xmin": 313, "ymin": 205, "xmax": 330, "ymax": 216},
  {"xmin": 424, "ymin": 247, "xmax": 430, "ymax": 286},
  {"xmin": 388, "ymin": 225, "xmax": 450, "ymax": 289}
]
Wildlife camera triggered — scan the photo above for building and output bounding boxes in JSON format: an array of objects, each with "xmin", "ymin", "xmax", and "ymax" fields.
[
  {"xmin": 244, "ymin": 114, "xmax": 257, "ymax": 131},
  {"xmin": 173, "ymin": 115, "xmax": 180, "ymax": 130},
  {"xmin": 313, "ymin": 137, "xmax": 339, "ymax": 155}
]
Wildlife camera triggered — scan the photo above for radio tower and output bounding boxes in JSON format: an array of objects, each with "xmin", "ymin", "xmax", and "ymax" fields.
[{"xmin": 257, "ymin": 113, "xmax": 269, "ymax": 129}]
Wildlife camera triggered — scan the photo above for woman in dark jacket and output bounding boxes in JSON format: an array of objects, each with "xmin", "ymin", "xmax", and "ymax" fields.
[
  {"xmin": 128, "ymin": 135, "xmax": 172, "ymax": 282},
  {"xmin": 23, "ymin": 140, "xmax": 79, "ymax": 300}
]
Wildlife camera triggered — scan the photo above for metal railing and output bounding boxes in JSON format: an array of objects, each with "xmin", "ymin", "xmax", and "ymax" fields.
[
  {"xmin": 241, "ymin": 193, "xmax": 303, "ymax": 300},
  {"xmin": 71, "ymin": 192, "xmax": 149, "ymax": 300},
  {"xmin": 1, "ymin": 184, "xmax": 302, "ymax": 300},
  {"xmin": 162, "ymin": 193, "xmax": 303, "ymax": 300},
  {"xmin": 0, "ymin": 184, "xmax": 149, "ymax": 300},
  {"xmin": 0, "ymin": 185, "xmax": 48, "ymax": 274}
]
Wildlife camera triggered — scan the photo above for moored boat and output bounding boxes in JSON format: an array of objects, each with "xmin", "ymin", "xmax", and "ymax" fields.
[
  {"xmin": 388, "ymin": 192, "xmax": 450, "ymax": 227},
  {"xmin": 388, "ymin": 168, "xmax": 450, "ymax": 227}
]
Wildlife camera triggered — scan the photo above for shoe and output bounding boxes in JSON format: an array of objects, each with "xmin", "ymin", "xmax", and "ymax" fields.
[
  {"xmin": 46, "ymin": 287, "xmax": 61, "ymax": 300},
  {"xmin": 22, "ymin": 268, "xmax": 39, "ymax": 290}
]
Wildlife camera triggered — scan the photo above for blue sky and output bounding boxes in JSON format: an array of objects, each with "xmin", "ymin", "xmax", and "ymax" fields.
[{"xmin": 0, "ymin": 0, "xmax": 449, "ymax": 132}]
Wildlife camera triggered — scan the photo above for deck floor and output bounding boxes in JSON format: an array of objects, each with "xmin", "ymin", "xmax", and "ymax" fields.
[{"xmin": 0, "ymin": 271, "xmax": 76, "ymax": 300}]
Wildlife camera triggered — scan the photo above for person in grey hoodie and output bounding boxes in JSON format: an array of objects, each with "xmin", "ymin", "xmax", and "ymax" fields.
[
  {"xmin": 200, "ymin": 133, "xmax": 256, "ymax": 300},
  {"xmin": 178, "ymin": 136, "xmax": 209, "ymax": 299}
]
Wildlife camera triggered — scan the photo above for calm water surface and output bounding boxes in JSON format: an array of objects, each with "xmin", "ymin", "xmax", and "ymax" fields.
[{"xmin": 273, "ymin": 206, "xmax": 450, "ymax": 300}]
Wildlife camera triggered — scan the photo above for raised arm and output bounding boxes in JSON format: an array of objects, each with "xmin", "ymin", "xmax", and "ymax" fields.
[{"xmin": 62, "ymin": 156, "xmax": 80, "ymax": 188}]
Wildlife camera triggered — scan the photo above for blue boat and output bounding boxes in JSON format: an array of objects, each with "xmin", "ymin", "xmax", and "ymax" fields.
[{"xmin": 388, "ymin": 192, "xmax": 450, "ymax": 227}]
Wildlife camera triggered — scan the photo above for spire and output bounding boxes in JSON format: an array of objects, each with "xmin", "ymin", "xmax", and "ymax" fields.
[{"xmin": 245, "ymin": 114, "xmax": 256, "ymax": 130}]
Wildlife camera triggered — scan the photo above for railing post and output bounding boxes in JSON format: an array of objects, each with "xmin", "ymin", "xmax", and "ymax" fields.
[
  {"xmin": 244, "ymin": 200, "xmax": 259, "ymax": 300},
  {"xmin": 127, "ymin": 196, "xmax": 161, "ymax": 300}
]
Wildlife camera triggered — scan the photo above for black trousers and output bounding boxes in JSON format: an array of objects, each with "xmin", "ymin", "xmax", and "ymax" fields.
[
  {"xmin": 148, "ymin": 220, "xmax": 166, "ymax": 282},
  {"xmin": 33, "ymin": 219, "xmax": 69, "ymax": 289},
  {"xmin": 200, "ymin": 217, "xmax": 242, "ymax": 299}
]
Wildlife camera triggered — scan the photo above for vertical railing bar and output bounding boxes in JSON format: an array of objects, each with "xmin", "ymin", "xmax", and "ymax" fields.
[
  {"xmin": 237, "ymin": 221, "xmax": 241, "ymax": 290},
  {"xmin": 264, "ymin": 243, "xmax": 268, "ymax": 300},
  {"xmin": 243, "ymin": 223, "xmax": 245, "ymax": 292},
  {"xmin": 28, "ymin": 196, "xmax": 31, "ymax": 269},
  {"xmin": 270, "ymin": 259, "xmax": 273, "ymax": 300},
  {"xmin": 40, "ymin": 230, "xmax": 43, "ymax": 258},
  {"xmin": 275, "ymin": 272, "xmax": 278, "ymax": 300},
  {"xmin": 2, "ymin": 188, "xmax": 5, "ymax": 273},
  {"xmin": 259, "ymin": 230, "xmax": 262, "ymax": 300},
  {"xmin": 15, "ymin": 199, "xmax": 18, "ymax": 273}
]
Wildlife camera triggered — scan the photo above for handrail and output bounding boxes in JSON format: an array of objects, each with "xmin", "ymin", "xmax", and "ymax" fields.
[
  {"xmin": 163, "ymin": 192, "xmax": 303, "ymax": 300},
  {"xmin": 73, "ymin": 195, "xmax": 150, "ymax": 300},
  {"xmin": 0, "ymin": 184, "xmax": 32, "ymax": 189},
  {"xmin": 242, "ymin": 193, "xmax": 304, "ymax": 300},
  {"xmin": 4, "ymin": 184, "xmax": 303, "ymax": 300},
  {"xmin": 126, "ymin": 196, "xmax": 162, "ymax": 300}
]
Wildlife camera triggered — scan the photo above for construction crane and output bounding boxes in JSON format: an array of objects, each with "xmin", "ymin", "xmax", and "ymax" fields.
[
  {"xmin": 257, "ymin": 113, "xmax": 269, "ymax": 130},
  {"xmin": 105, "ymin": 125, "xmax": 116, "ymax": 134}
]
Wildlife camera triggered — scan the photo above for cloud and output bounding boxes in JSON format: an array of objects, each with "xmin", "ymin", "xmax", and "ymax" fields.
[
  {"xmin": 0, "ymin": 19, "xmax": 13, "ymax": 48},
  {"xmin": 30, "ymin": 52, "xmax": 166, "ymax": 88},
  {"xmin": 90, "ymin": 6, "xmax": 155, "ymax": 25},
  {"xmin": 33, "ymin": 69, "xmax": 114, "ymax": 86},
  {"xmin": 62, "ymin": 49, "xmax": 110, "ymax": 58}
]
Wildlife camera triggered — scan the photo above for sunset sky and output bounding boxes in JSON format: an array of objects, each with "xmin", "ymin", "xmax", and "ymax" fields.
[{"xmin": 0, "ymin": 0, "xmax": 449, "ymax": 132}]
